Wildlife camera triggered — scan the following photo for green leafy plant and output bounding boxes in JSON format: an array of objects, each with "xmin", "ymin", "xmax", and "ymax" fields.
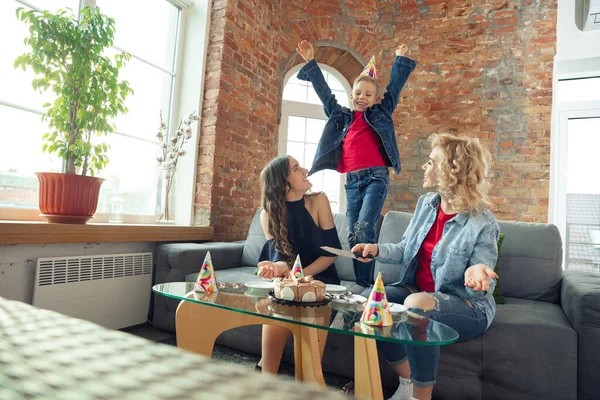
[{"xmin": 14, "ymin": 6, "xmax": 133, "ymax": 176}]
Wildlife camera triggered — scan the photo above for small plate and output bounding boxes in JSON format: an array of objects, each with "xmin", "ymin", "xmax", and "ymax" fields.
[
  {"xmin": 244, "ymin": 290, "xmax": 268, "ymax": 298},
  {"xmin": 389, "ymin": 303, "xmax": 408, "ymax": 313},
  {"xmin": 245, "ymin": 281, "xmax": 275, "ymax": 290},
  {"xmin": 325, "ymin": 284, "xmax": 347, "ymax": 294}
]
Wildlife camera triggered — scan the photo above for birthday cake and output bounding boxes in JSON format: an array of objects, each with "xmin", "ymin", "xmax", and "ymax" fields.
[
  {"xmin": 272, "ymin": 254, "xmax": 326, "ymax": 302},
  {"xmin": 273, "ymin": 275, "xmax": 326, "ymax": 302}
]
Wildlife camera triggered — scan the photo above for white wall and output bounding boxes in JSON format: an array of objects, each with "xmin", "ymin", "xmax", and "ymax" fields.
[
  {"xmin": 0, "ymin": 242, "xmax": 155, "ymax": 304},
  {"xmin": 557, "ymin": 0, "xmax": 600, "ymax": 62}
]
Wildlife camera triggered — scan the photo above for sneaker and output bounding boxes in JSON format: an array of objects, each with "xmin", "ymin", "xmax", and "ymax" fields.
[
  {"xmin": 387, "ymin": 379, "xmax": 413, "ymax": 400},
  {"xmin": 337, "ymin": 381, "xmax": 355, "ymax": 396}
]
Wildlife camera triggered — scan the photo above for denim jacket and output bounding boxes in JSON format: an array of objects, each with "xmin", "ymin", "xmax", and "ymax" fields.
[
  {"xmin": 377, "ymin": 192, "xmax": 500, "ymax": 328},
  {"xmin": 297, "ymin": 56, "xmax": 416, "ymax": 175}
]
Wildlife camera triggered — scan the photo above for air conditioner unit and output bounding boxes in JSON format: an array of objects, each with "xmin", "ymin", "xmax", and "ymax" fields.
[{"xmin": 582, "ymin": 0, "xmax": 600, "ymax": 31}]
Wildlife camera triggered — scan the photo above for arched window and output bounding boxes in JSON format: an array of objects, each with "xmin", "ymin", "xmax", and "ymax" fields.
[{"xmin": 279, "ymin": 64, "xmax": 351, "ymax": 213}]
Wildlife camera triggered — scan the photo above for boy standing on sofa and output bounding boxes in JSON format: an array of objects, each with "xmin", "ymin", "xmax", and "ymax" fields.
[{"xmin": 295, "ymin": 40, "xmax": 416, "ymax": 288}]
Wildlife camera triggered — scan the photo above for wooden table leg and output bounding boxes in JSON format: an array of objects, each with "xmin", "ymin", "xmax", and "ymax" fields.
[
  {"xmin": 354, "ymin": 336, "xmax": 384, "ymax": 400},
  {"xmin": 175, "ymin": 298, "xmax": 327, "ymax": 388},
  {"xmin": 317, "ymin": 328, "xmax": 328, "ymax": 359},
  {"xmin": 293, "ymin": 325, "xmax": 326, "ymax": 385}
]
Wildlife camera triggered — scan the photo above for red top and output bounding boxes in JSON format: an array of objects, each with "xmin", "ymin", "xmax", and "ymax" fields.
[
  {"xmin": 337, "ymin": 111, "xmax": 387, "ymax": 173},
  {"xmin": 415, "ymin": 205, "xmax": 456, "ymax": 292}
]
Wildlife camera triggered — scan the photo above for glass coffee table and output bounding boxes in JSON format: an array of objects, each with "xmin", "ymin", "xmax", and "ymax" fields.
[{"xmin": 153, "ymin": 282, "xmax": 458, "ymax": 400}]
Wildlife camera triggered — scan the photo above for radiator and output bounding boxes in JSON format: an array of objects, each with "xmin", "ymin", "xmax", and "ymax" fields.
[{"xmin": 33, "ymin": 252, "xmax": 153, "ymax": 329}]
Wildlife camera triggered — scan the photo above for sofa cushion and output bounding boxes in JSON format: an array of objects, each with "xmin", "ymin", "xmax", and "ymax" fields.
[
  {"xmin": 374, "ymin": 212, "xmax": 563, "ymax": 304},
  {"xmin": 436, "ymin": 337, "xmax": 483, "ymax": 399},
  {"xmin": 240, "ymin": 209, "xmax": 266, "ymax": 268},
  {"xmin": 373, "ymin": 211, "xmax": 413, "ymax": 284},
  {"xmin": 333, "ymin": 213, "xmax": 354, "ymax": 282},
  {"xmin": 334, "ymin": 213, "xmax": 384, "ymax": 284},
  {"xmin": 497, "ymin": 221, "xmax": 563, "ymax": 303},
  {"xmin": 435, "ymin": 297, "xmax": 578, "ymax": 400},
  {"xmin": 480, "ymin": 297, "xmax": 577, "ymax": 400}
]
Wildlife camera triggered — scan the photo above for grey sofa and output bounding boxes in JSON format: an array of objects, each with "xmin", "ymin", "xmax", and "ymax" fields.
[{"xmin": 152, "ymin": 209, "xmax": 600, "ymax": 400}]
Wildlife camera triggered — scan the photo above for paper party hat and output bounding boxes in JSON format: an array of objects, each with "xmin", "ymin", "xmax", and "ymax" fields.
[
  {"xmin": 193, "ymin": 251, "xmax": 218, "ymax": 293},
  {"xmin": 359, "ymin": 55, "xmax": 377, "ymax": 80},
  {"xmin": 360, "ymin": 272, "xmax": 393, "ymax": 326},
  {"xmin": 290, "ymin": 254, "xmax": 304, "ymax": 281},
  {"xmin": 356, "ymin": 321, "xmax": 392, "ymax": 337}
]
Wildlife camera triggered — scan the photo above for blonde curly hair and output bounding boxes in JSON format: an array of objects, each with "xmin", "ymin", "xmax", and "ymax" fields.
[{"xmin": 430, "ymin": 133, "xmax": 493, "ymax": 214}]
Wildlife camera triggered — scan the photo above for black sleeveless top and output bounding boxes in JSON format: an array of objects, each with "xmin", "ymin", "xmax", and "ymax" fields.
[{"xmin": 258, "ymin": 197, "xmax": 341, "ymax": 285}]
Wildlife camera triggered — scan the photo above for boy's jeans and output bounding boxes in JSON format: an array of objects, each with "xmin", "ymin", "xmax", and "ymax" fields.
[
  {"xmin": 345, "ymin": 166, "xmax": 389, "ymax": 287},
  {"xmin": 361, "ymin": 285, "xmax": 488, "ymax": 388}
]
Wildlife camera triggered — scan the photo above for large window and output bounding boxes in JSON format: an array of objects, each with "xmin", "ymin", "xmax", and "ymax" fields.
[
  {"xmin": 280, "ymin": 65, "xmax": 350, "ymax": 214},
  {"xmin": 552, "ymin": 76, "xmax": 600, "ymax": 272},
  {"xmin": 0, "ymin": 0, "xmax": 197, "ymax": 222}
]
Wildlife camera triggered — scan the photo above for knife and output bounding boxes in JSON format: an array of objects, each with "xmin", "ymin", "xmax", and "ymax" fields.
[{"xmin": 321, "ymin": 246, "xmax": 374, "ymax": 260}]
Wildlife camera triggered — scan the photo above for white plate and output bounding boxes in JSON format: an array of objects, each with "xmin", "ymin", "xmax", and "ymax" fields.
[
  {"xmin": 389, "ymin": 303, "xmax": 408, "ymax": 313},
  {"xmin": 245, "ymin": 281, "xmax": 275, "ymax": 290},
  {"xmin": 331, "ymin": 294, "xmax": 367, "ymax": 304},
  {"xmin": 325, "ymin": 284, "xmax": 347, "ymax": 294}
]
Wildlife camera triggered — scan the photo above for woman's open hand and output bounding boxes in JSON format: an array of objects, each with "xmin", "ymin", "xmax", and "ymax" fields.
[{"xmin": 464, "ymin": 264, "xmax": 498, "ymax": 291}]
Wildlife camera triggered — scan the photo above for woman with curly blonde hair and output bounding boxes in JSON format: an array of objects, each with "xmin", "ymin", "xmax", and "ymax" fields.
[
  {"xmin": 256, "ymin": 155, "xmax": 341, "ymax": 375},
  {"xmin": 353, "ymin": 134, "xmax": 500, "ymax": 400}
]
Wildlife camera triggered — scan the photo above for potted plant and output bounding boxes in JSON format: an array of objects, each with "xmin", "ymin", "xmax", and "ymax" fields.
[{"xmin": 14, "ymin": 6, "xmax": 133, "ymax": 223}]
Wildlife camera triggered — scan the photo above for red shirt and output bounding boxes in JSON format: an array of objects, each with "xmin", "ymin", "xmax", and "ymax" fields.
[
  {"xmin": 415, "ymin": 205, "xmax": 456, "ymax": 292},
  {"xmin": 337, "ymin": 111, "xmax": 387, "ymax": 173}
]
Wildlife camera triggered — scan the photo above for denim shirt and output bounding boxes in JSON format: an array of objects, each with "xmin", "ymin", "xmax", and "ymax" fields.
[
  {"xmin": 377, "ymin": 192, "xmax": 500, "ymax": 328},
  {"xmin": 297, "ymin": 56, "xmax": 416, "ymax": 175}
]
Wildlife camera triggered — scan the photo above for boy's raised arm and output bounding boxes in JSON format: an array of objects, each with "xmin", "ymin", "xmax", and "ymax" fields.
[
  {"xmin": 295, "ymin": 40, "xmax": 342, "ymax": 117},
  {"xmin": 379, "ymin": 44, "xmax": 417, "ymax": 113}
]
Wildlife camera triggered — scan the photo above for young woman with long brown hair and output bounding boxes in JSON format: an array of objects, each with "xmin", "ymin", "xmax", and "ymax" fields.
[{"xmin": 256, "ymin": 155, "xmax": 341, "ymax": 374}]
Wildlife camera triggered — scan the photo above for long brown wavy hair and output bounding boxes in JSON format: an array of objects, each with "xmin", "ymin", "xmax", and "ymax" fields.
[
  {"xmin": 260, "ymin": 155, "xmax": 295, "ymax": 263},
  {"xmin": 430, "ymin": 133, "xmax": 493, "ymax": 214}
]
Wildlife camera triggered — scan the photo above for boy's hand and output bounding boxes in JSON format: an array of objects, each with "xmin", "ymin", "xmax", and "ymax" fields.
[
  {"xmin": 296, "ymin": 40, "xmax": 315, "ymax": 62},
  {"xmin": 395, "ymin": 44, "xmax": 408, "ymax": 57}
]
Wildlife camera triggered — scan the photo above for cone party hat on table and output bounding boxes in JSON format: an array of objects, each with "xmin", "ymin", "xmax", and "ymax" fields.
[
  {"xmin": 193, "ymin": 251, "xmax": 218, "ymax": 292},
  {"xmin": 360, "ymin": 272, "xmax": 393, "ymax": 326},
  {"xmin": 359, "ymin": 55, "xmax": 378, "ymax": 80},
  {"xmin": 290, "ymin": 254, "xmax": 304, "ymax": 281}
]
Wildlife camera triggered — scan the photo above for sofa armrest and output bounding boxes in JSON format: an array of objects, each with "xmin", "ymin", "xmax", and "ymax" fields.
[
  {"xmin": 151, "ymin": 241, "xmax": 245, "ymax": 332},
  {"xmin": 560, "ymin": 271, "xmax": 600, "ymax": 400},
  {"xmin": 156, "ymin": 241, "xmax": 244, "ymax": 278}
]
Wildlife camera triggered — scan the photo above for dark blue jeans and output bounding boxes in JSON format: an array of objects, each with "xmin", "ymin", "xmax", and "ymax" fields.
[
  {"xmin": 345, "ymin": 166, "xmax": 389, "ymax": 287},
  {"xmin": 361, "ymin": 285, "xmax": 488, "ymax": 388}
]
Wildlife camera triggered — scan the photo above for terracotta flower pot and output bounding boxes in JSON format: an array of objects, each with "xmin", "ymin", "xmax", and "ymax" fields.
[{"xmin": 35, "ymin": 172, "xmax": 105, "ymax": 224}]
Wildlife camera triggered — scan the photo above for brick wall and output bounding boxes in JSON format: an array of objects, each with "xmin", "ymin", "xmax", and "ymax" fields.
[{"xmin": 196, "ymin": 0, "xmax": 557, "ymax": 241}]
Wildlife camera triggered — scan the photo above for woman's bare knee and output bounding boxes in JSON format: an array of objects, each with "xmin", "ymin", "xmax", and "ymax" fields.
[{"xmin": 404, "ymin": 292, "xmax": 435, "ymax": 311}]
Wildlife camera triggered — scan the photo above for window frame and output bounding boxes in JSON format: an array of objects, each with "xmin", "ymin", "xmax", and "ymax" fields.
[
  {"xmin": 550, "ymin": 69, "xmax": 600, "ymax": 268},
  {"xmin": 279, "ymin": 63, "xmax": 351, "ymax": 213},
  {"xmin": 0, "ymin": 0, "xmax": 210, "ymax": 225}
]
